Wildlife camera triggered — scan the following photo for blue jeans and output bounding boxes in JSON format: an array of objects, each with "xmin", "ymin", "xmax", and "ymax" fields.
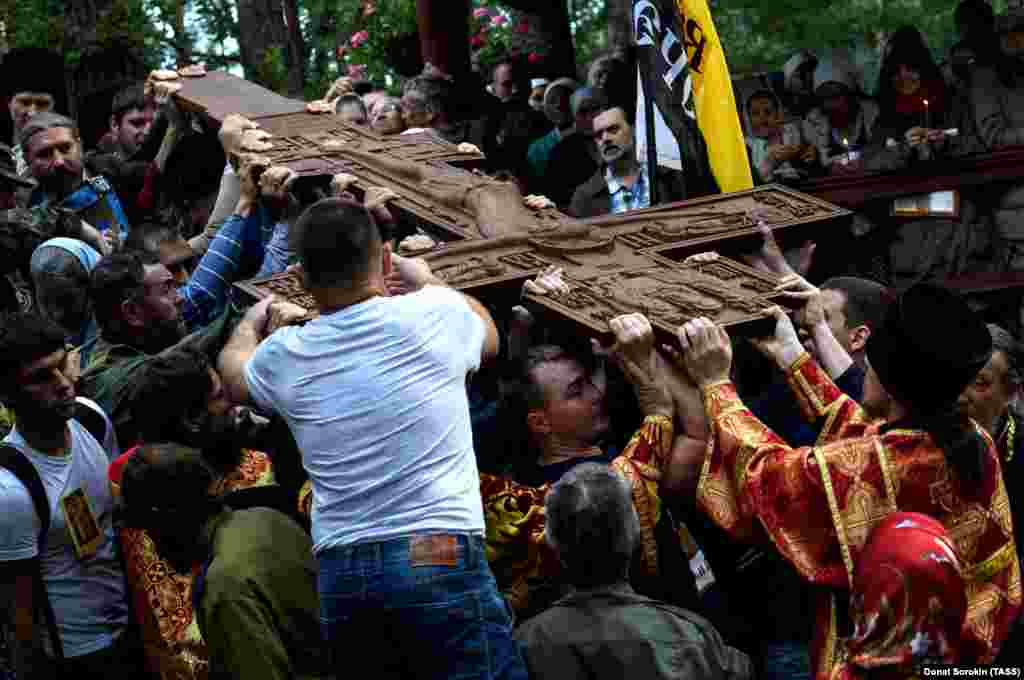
[{"xmin": 318, "ymin": 533, "xmax": 529, "ymax": 680}]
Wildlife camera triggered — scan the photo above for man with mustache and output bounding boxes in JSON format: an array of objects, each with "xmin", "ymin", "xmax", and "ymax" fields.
[
  {"xmin": 21, "ymin": 113, "xmax": 134, "ymax": 249},
  {"xmin": 569, "ymin": 104, "xmax": 712, "ymax": 218},
  {"xmin": 22, "ymin": 79, "xmax": 186, "ymax": 247}
]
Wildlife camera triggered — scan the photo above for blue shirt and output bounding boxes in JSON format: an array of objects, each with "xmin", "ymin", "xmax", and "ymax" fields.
[
  {"xmin": 606, "ymin": 165, "xmax": 651, "ymax": 214},
  {"xmin": 180, "ymin": 210, "xmax": 291, "ymax": 331}
]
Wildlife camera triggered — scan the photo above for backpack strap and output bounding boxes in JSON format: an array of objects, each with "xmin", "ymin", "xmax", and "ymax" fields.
[
  {"xmin": 0, "ymin": 446, "xmax": 64, "ymax": 661},
  {"xmin": 73, "ymin": 400, "xmax": 108, "ymax": 450}
]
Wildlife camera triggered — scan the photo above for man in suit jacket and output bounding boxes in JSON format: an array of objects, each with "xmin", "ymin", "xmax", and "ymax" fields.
[{"xmin": 568, "ymin": 105, "xmax": 717, "ymax": 219}]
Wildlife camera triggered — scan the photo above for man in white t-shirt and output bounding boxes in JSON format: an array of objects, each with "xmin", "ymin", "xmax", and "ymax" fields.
[
  {"xmin": 218, "ymin": 197, "xmax": 528, "ymax": 680},
  {"xmin": 0, "ymin": 312, "xmax": 143, "ymax": 680}
]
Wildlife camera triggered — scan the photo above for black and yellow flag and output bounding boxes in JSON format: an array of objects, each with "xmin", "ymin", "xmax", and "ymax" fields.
[{"xmin": 634, "ymin": 0, "xmax": 753, "ymax": 194}]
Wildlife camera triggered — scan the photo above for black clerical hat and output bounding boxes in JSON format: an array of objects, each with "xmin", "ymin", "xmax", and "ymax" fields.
[
  {"xmin": 0, "ymin": 48, "xmax": 68, "ymax": 112},
  {"xmin": 866, "ymin": 283, "xmax": 992, "ymax": 414}
]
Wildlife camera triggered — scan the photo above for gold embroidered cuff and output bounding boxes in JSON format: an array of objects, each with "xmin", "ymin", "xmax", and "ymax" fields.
[
  {"xmin": 701, "ymin": 380, "xmax": 739, "ymax": 420},
  {"xmin": 785, "ymin": 351, "xmax": 812, "ymax": 375},
  {"xmin": 700, "ymin": 379, "xmax": 733, "ymax": 395},
  {"xmin": 643, "ymin": 414, "xmax": 673, "ymax": 427}
]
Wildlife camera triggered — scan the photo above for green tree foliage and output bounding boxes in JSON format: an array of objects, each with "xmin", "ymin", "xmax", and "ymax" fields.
[
  {"xmin": 0, "ymin": 0, "xmax": 1013, "ymax": 94},
  {"xmin": 715, "ymin": 0, "xmax": 1013, "ymax": 75}
]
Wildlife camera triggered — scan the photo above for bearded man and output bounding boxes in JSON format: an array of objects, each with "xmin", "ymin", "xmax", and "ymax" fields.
[{"xmin": 569, "ymin": 105, "xmax": 714, "ymax": 218}]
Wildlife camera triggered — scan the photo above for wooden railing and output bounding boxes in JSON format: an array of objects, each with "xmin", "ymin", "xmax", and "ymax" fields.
[{"xmin": 798, "ymin": 147, "xmax": 1024, "ymax": 209}]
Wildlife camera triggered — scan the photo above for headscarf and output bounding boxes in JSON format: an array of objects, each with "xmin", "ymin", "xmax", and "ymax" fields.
[
  {"xmin": 32, "ymin": 236, "xmax": 101, "ymax": 276},
  {"xmin": 543, "ymin": 78, "xmax": 580, "ymax": 128},
  {"xmin": 30, "ymin": 237, "xmax": 101, "ymax": 348},
  {"xmin": 835, "ymin": 512, "xmax": 969, "ymax": 679},
  {"xmin": 876, "ymin": 26, "xmax": 948, "ymax": 129}
]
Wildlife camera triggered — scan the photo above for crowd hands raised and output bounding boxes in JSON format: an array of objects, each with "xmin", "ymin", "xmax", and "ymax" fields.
[{"xmin": 0, "ymin": 11, "xmax": 1023, "ymax": 680}]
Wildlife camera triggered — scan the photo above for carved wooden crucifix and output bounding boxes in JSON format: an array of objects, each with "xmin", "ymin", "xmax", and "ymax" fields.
[{"xmin": 175, "ymin": 71, "xmax": 851, "ymax": 335}]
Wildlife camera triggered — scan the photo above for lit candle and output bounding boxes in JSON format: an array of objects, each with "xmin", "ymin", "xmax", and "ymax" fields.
[
  {"xmin": 923, "ymin": 99, "xmax": 931, "ymax": 130},
  {"xmin": 842, "ymin": 137, "xmax": 850, "ymax": 164}
]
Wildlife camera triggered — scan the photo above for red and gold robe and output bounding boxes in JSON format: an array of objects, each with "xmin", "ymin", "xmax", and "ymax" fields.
[
  {"xmin": 480, "ymin": 415, "xmax": 700, "ymax": 613},
  {"xmin": 110, "ymin": 449, "xmax": 276, "ymax": 680},
  {"xmin": 697, "ymin": 353, "xmax": 1021, "ymax": 678}
]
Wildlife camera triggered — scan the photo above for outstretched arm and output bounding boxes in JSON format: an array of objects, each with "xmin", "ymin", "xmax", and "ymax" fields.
[{"xmin": 678, "ymin": 316, "xmax": 859, "ymax": 588}]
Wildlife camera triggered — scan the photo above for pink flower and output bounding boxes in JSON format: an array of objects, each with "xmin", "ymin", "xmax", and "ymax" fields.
[
  {"xmin": 473, "ymin": 7, "xmax": 490, "ymax": 19},
  {"xmin": 528, "ymin": 52, "xmax": 542, "ymax": 64},
  {"xmin": 350, "ymin": 31, "xmax": 370, "ymax": 49},
  {"xmin": 514, "ymin": 20, "xmax": 530, "ymax": 34},
  {"xmin": 470, "ymin": 33, "xmax": 487, "ymax": 48},
  {"xmin": 490, "ymin": 15, "xmax": 508, "ymax": 27},
  {"xmin": 348, "ymin": 63, "xmax": 367, "ymax": 79}
]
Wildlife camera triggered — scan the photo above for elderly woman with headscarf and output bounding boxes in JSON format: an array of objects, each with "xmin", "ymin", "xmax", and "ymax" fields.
[
  {"xmin": 802, "ymin": 59, "xmax": 881, "ymax": 174},
  {"xmin": 30, "ymin": 237, "xmax": 101, "ymax": 367}
]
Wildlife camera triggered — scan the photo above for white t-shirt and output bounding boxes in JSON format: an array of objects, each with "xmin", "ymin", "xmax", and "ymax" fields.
[
  {"xmin": 245, "ymin": 286, "xmax": 487, "ymax": 554},
  {"xmin": 0, "ymin": 398, "xmax": 127, "ymax": 657}
]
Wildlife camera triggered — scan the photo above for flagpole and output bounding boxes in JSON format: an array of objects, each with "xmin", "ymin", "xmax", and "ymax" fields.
[{"xmin": 644, "ymin": 82, "xmax": 659, "ymax": 206}]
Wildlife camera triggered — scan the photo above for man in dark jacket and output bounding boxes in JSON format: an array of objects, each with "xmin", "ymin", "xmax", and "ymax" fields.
[
  {"xmin": 514, "ymin": 462, "xmax": 752, "ymax": 680},
  {"xmin": 568, "ymin": 104, "xmax": 716, "ymax": 218}
]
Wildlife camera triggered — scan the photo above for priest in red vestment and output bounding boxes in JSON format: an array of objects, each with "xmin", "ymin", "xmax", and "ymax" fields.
[{"xmin": 673, "ymin": 283, "xmax": 1020, "ymax": 678}]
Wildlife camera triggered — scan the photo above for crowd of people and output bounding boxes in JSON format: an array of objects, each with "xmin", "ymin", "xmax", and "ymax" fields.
[
  {"xmin": 738, "ymin": 0, "xmax": 1024, "ymax": 313},
  {"xmin": 0, "ymin": 1, "xmax": 1023, "ymax": 679}
]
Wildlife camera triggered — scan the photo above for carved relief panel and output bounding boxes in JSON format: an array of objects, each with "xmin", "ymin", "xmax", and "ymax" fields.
[
  {"xmin": 523, "ymin": 258, "xmax": 785, "ymax": 335},
  {"xmin": 421, "ymin": 239, "xmax": 554, "ymax": 290},
  {"xmin": 583, "ymin": 184, "xmax": 851, "ymax": 261},
  {"xmin": 234, "ymin": 273, "xmax": 320, "ymax": 322}
]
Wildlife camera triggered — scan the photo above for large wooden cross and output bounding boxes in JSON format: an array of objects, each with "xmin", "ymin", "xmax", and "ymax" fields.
[{"xmin": 175, "ymin": 72, "xmax": 851, "ymax": 336}]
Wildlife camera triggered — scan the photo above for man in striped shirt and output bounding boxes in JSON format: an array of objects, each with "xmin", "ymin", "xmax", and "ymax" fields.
[{"xmin": 78, "ymin": 156, "xmax": 297, "ymax": 446}]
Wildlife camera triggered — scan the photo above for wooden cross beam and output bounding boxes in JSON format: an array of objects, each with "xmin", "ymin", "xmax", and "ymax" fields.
[{"xmin": 185, "ymin": 71, "xmax": 851, "ymax": 335}]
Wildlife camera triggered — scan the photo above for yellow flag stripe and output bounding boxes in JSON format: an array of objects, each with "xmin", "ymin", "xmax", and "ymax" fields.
[{"xmin": 676, "ymin": 0, "xmax": 753, "ymax": 193}]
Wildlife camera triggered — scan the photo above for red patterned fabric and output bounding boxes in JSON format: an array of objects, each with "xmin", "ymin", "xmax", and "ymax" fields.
[
  {"xmin": 832, "ymin": 513, "xmax": 967, "ymax": 680},
  {"xmin": 479, "ymin": 415, "xmax": 676, "ymax": 614},
  {"xmin": 696, "ymin": 354, "xmax": 1021, "ymax": 679},
  {"xmin": 109, "ymin": 446, "xmax": 275, "ymax": 680}
]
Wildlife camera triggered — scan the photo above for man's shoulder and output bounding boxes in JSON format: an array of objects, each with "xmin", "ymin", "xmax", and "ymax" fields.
[
  {"xmin": 579, "ymin": 169, "xmax": 609, "ymax": 198},
  {"xmin": 207, "ymin": 509, "xmax": 311, "ymax": 588},
  {"xmin": 568, "ymin": 170, "xmax": 611, "ymax": 218},
  {"xmin": 388, "ymin": 285, "xmax": 465, "ymax": 315},
  {"xmin": 79, "ymin": 341, "xmax": 150, "ymax": 413},
  {"xmin": 816, "ymin": 424, "xmax": 929, "ymax": 460},
  {"xmin": 517, "ymin": 587, "xmax": 710, "ymax": 643}
]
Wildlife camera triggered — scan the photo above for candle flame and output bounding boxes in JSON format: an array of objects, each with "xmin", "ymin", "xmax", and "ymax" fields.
[
  {"xmin": 923, "ymin": 99, "xmax": 929, "ymax": 107},
  {"xmin": 842, "ymin": 137, "xmax": 849, "ymax": 147}
]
